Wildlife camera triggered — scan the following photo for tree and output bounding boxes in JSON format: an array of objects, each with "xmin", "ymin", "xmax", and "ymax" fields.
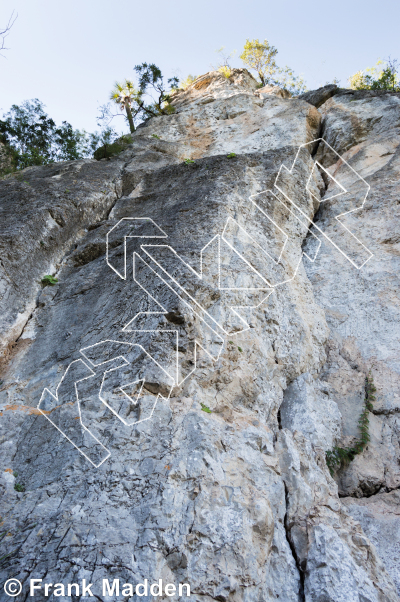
[
  {"xmin": 240, "ymin": 38, "xmax": 307, "ymax": 95},
  {"xmin": 240, "ymin": 39, "xmax": 278, "ymax": 86},
  {"xmin": 100, "ymin": 64, "xmax": 179, "ymax": 133},
  {"xmin": 0, "ymin": 99, "xmax": 105, "ymax": 171},
  {"xmin": 1, "ymin": 10, "xmax": 17, "ymax": 58},
  {"xmin": 134, "ymin": 63, "xmax": 179, "ymax": 116},
  {"xmin": 348, "ymin": 58, "xmax": 400, "ymax": 91},
  {"xmin": 110, "ymin": 80, "xmax": 138, "ymax": 133}
]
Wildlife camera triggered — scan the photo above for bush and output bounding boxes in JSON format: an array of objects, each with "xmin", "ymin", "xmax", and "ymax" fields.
[
  {"xmin": 348, "ymin": 58, "xmax": 400, "ymax": 91},
  {"xmin": 93, "ymin": 133, "xmax": 132, "ymax": 160},
  {"xmin": 180, "ymin": 74, "xmax": 198, "ymax": 90},
  {"xmin": 218, "ymin": 66, "xmax": 232, "ymax": 79},
  {"xmin": 41, "ymin": 275, "xmax": 58, "ymax": 286}
]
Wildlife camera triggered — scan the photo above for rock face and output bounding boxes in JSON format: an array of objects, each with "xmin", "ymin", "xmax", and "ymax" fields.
[
  {"xmin": 0, "ymin": 142, "xmax": 12, "ymax": 175},
  {"xmin": 0, "ymin": 69, "xmax": 399, "ymax": 601}
]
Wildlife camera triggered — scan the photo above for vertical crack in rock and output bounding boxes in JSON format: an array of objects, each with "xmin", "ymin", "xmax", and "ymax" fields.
[{"xmin": 283, "ymin": 482, "xmax": 305, "ymax": 601}]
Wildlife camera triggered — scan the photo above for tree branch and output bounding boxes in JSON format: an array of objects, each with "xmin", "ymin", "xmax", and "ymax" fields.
[{"xmin": 1, "ymin": 10, "xmax": 17, "ymax": 58}]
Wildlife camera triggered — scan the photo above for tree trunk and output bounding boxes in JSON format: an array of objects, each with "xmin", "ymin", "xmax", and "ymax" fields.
[{"xmin": 125, "ymin": 101, "xmax": 135, "ymax": 133}]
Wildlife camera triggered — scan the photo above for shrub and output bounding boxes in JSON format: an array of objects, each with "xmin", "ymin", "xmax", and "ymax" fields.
[
  {"xmin": 41, "ymin": 275, "xmax": 58, "ymax": 286},
  {"xmin": 219, "ymin": 66, "xmax": 232, "ymax": 79},
  {"xmin": 348, "ymin": 58, "xmax": 400, "ymax": 91},
  {"xmin": 180, "ymin": 74, "xmax": 198, "ymax": 90},
  {"xmin": 93, "ymin": 133, "xmax": 132, "ymax": 160}
]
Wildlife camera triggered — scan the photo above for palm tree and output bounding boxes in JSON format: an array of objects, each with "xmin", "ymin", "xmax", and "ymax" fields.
[{"xmin": 110, "ymin": 80, "xmax": 137, "ymax": 133}]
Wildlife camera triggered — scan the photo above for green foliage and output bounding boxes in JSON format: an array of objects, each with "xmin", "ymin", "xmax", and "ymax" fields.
[
  {"xmin": 100, "ymin": 65, "xmax": 179, "ymax": 134},
  {"xmin": 326, "ymin": 372, "xmax": 377, "ymax": 476},
  {"xmin": 240, "ymin": 38, "xmax": 307, "ymax": 95},
  {"xmin": 134, "ymin": 63, "xmax": 179, "ymax": 116},
  {"xmin": 41, "ymin": 275, "xmax": 58, "ymax": 286},
  {"xmin": 228, "ymin": 340, "xmax": 234, "ymax": 344},
  {"xmin": 93, "ymin": 132, "xmax": 132, "ymax": 160},
  {"xmin": 180, "ymin": 74, "xmax": 198, "ymax": 89},
  {"xmin": 219, "ymin": 65, "xmax": 232, "ymax": 79},
  {"xmin": 200, "ymin": 403, "xmax": 212, "ymax": 414},
  {"xmin": 348, "ymin": 58, "xmax": 400, "ymax": 91},
  {"xmin": 0, "ymin": 99, "xmax": 114, "ymax": 173},
  {"xmin": 0, "ymin": 100, "xmax": 92, "ymax": 171},
  {"xmin": 151, "ymin": 134, "xmax": 160, "ymax": 139},
  {"xmin": 227, "ymin": 152, "xmax": 236, "ymax": 158},
  {"xmin": 184, "ymin": 158, "xmax": 195, "ymax": 164},
  {"xmin": 275, "ymin": 66, "xmax": 307, "ymax": 96},
  {"xmin": 240, "ymin": 38, "xmax": 278, "ymax": 86},
  {"xmin": 237, "ymin": 346, "xmax": 243, "ymax": 352},
  {"xmin": 14, "ymin": 483, "xmax": 25, "ymax": 492}
]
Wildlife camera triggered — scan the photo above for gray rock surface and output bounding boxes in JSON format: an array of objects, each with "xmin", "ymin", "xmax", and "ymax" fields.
[
  {"xmin": 343, "ymin": 491, "xmax": 400, "ymax": 596},
  {"xmin": 280, "ymin": 372, "xmax": 342, "ymax": 449},
  {"xmin": 0, "ymin": 72, "xmax": 399, "ymax": 601},
  {"xmin": 305, "ymin": 90, "xmax": 400, "ymax": 499},
  {"xmin": 0, "ymin": 142, "xmax": 12, "ymax": 175},
  {"xmin": 298, "ymin": 84, "xmax": 340, "ymax": 108}
]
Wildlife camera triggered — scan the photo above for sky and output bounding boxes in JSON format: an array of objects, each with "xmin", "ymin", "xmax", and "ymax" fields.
[{"xmin": 1, "ymin": 0, "xmax": 400, "ymax": 133}]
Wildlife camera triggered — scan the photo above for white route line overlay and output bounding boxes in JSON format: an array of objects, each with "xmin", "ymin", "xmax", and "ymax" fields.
[
  {"xmin": 39, "ymin": 137, "xmax": 373, "ymax": 466},
  {"xmin": 274, "ymin": 138, "xmax": 373, "ymax": 270}
]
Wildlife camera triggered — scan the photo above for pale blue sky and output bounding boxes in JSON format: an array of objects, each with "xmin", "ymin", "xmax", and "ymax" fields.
[{"xmin": 1, "ymin": 0, "xmax": 399, "ymax": 133}]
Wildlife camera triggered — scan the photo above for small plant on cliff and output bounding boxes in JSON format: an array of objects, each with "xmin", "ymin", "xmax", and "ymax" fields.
[
  {"xmin": 219, "ymin": 65, "xmax": 232, "ymax": 79},
  {"xmin": 240, "ymin": 38, "xmax": 307, "ymax": 95},
  {"xmin": 213, "ymin": 47, "xmax": 236, "ymax": 78},
  {"xmin": 200, "ymin": 403, "xmax": 212, "ymax": 414},
  {"xmin": 180, "ymin": 74, "xmax": 198, "ymax": 90},
  {"xmin": 14, "ymin": 483, "xmax": 25, "ymax": 492},
  {"xmin": 92, "ymin": 131, "xmax": 132, "ymax": 161},
  {"xmin": 184, "ymin": 158, "xmax": 195, "ymax": 164},
  {"xmin": 348, "ymin": 58, "xmax": 400, "ymax": 91},
  {"xmin": 227, "ymin": 152, "xmax": 236, "ymax": 158},
  {"xmin": 326, "ymin": 371, "xmax": 376, "ymax": 476},
  {"xmin": 41, "ymin": 275, "xmax": 58, "ymax": 286}
]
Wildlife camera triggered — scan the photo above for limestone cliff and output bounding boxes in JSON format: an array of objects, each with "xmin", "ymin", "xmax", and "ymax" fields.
[{"xmin": 0, "ymin": 69, "xmax": 399, "ymax": 601}]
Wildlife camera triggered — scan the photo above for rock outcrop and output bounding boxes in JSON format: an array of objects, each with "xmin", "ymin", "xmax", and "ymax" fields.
[{"xmin": 0, "ymin": 69, "xmax": 399, "ymax": 601}]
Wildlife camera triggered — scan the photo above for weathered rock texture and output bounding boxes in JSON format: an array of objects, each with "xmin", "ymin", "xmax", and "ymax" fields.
[
  {"xmin": 0, "ymin": 142, "xmax": 12, "ymax": 175},
  {"xmin": 0, "ymin": 69, "xmax": 399, "ymax": 601}
]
